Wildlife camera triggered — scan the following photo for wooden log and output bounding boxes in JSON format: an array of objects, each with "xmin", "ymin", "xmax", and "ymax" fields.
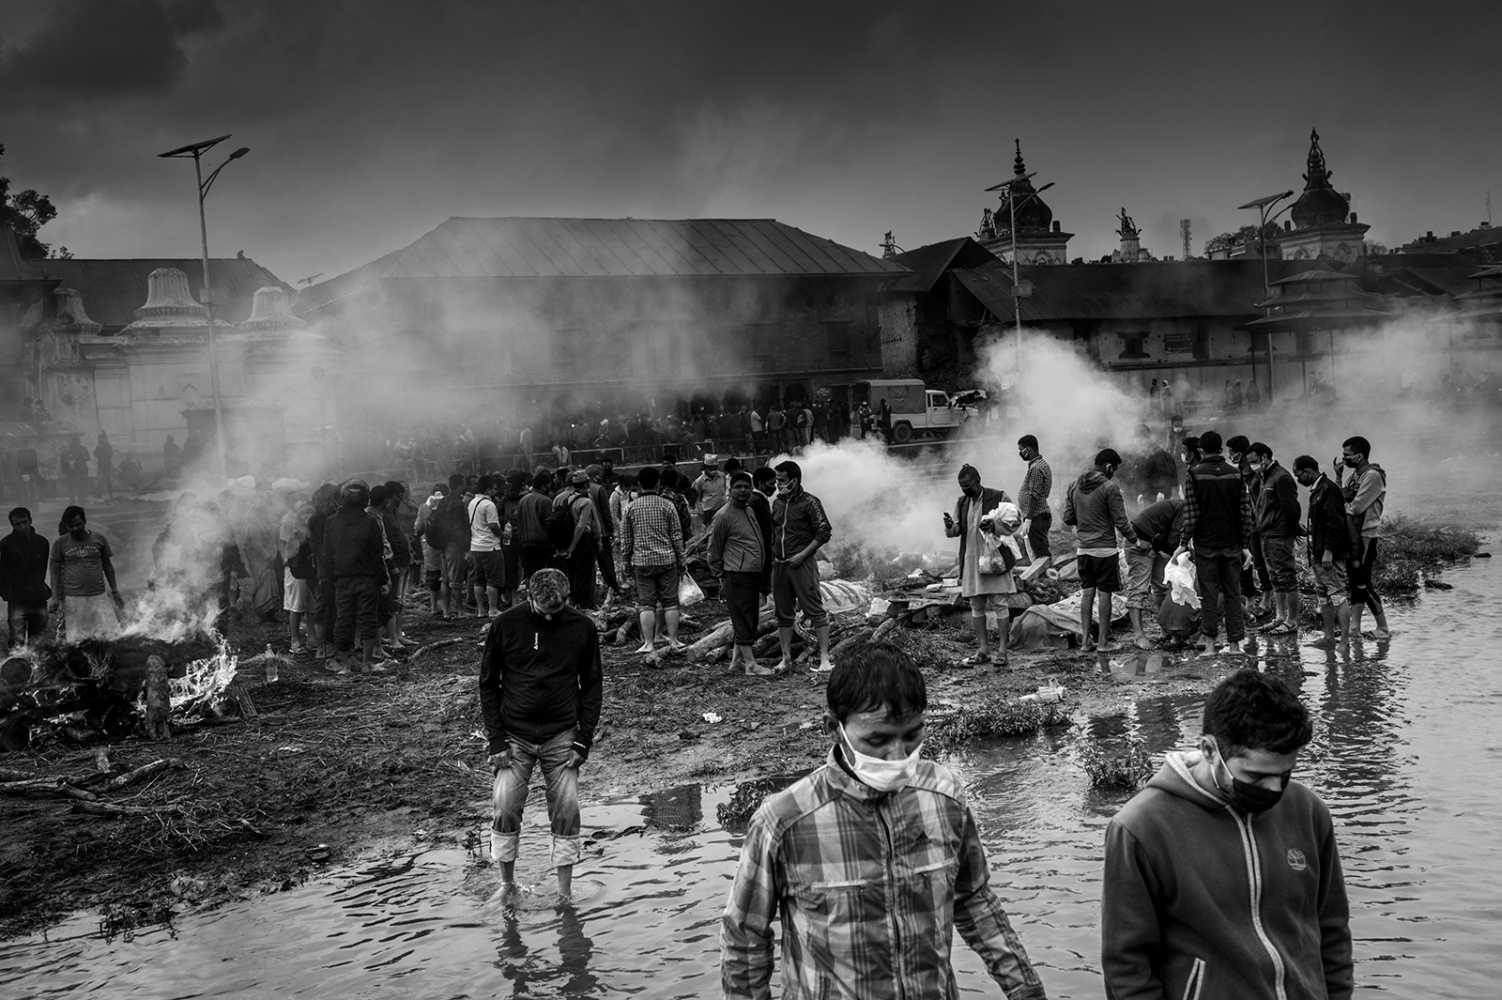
[
  {"xmin": 0, "ymin": 766, "xmax": 35, "ymax": 782},
  {"xmin": 73, "ymin": 800, "xmax": 182, "ymax": 817},
  {"xmin": 614, "ymin": 618, "xmax": 637, "ymax": 645},
  {"xmin": 409, "ymin": 637, "xmax": 464, "ymax": 662},
  {"xmin": 103, "ymin": 759, "xmax": 183, "ymax": 792},
  {"xmin": 872, "ymin": 618, "xmax": 900, "ymax": 643},
  {"xmin": 829, "ymin": 627, "xmax": 874, "ymax": 662},
  {"xmin": 688, "ymin": 608, "xmax": 778, "ymax": 662}
]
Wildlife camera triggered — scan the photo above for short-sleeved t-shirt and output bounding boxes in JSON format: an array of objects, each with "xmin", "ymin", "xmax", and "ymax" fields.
[
  {"xmin": 51, "ymin": 530, "xmax": 113, "ymax": 597},
  {"xmin": 468, "ymin": 495, "xmax": 501, "ymax": 552}
]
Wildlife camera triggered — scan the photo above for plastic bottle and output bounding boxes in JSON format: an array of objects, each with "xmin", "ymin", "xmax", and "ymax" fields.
[{"xmin": 264, "ymin": 644, "xmax": 279, "ymax": 683}]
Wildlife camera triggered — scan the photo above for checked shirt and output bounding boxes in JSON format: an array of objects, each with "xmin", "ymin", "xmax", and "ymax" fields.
[
  {"xmin": 721, "ymin": 748, "xmax": 1046, "ymax": 1000},
  {"xmin": 621, "ymin": 490, "xmax": 684, "ymax": 569}
]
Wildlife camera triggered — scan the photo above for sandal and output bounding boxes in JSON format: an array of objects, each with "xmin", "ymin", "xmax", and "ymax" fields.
[{"xmin": 958, "ymin": 653, "xmax": 991, "ymax": 668}]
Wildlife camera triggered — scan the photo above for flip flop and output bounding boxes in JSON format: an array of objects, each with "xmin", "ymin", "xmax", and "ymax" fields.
[{"xmin": 958, "ymin": 654, "xmax": 991, "ymax": 667}]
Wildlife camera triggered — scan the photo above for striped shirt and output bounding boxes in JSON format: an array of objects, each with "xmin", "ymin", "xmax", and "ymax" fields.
[
  {"xmin": 621, "ymin": 491, "xmax": 684, "ymax": 569},
  {"xmin": 1018, "ymin": 456, "xmax": 1052, "ymax": 519},
  {"xmin": 721, "ymin": 748, "xmax": 1046, "ymax": 1000}
]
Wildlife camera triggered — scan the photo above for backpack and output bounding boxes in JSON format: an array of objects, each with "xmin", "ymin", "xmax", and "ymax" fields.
[
  {"xmin": 544, "ymin": 494, "xmax": 588, "ymax": 551},
  {"xmin": 426, "ymin": 495, "xmax": 465, "ymax": 550}
]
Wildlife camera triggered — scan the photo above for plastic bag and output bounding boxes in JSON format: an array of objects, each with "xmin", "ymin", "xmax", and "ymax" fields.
[
  {"xmin": 1164, "ymin": 551, "xmax": 1200, "ymax": 609},
  {"xmin": 678, "ymin": 573, "xmax": 706, "ymax": 608},
  {"xmin": 980, "ymin": 501, "xmax": 1023, "ymax": 535}
]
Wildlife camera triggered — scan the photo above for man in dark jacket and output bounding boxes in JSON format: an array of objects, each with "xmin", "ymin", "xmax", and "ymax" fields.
[
  {"xmin": 1125, "ymin": 497, "xmax": 1183, "ymax": 649},
  {"xmin": 1102, "ymin": 669, "xmax": 1352, "ymax": 1000},
  {"xmin": 1175, "ymin": 430, "xmax": 1255, "ymax": 655},
  {"xmin": 1063, "ymin": 449, "xmax": 1143, "ymax": 653},
  {"xmin": 771, "ymin": 460, "xmax": 833, "ymax": 672},
  {"xmin": 748, "ymin": 466, "xmax": 775, "ymax": 594},
  {"xmin": 1, "ymin": 507, "xmax": 52, "ymax": 648},
  {"xmin": 480, "ymin": 567, "xmax": 602, "ymax": 900},
  {"xmin": 1251, "ymin": 443, "xmax": 1302, "ymax": 635},
  {"xmin": 1295, "ymin": 455, "xmax": 1352, "ymax": 652},
  {"xmin": 321, "ymin": 479, "xmax": 386, "ymax": 673}
]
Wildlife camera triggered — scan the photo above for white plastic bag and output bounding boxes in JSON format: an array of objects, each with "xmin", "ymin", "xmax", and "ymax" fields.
[
  {"xmin": 980, "ymin": 501, "xmax": 1023, "ymax": 535},
  {"xmin": 1164, "ymin": 552, "xmax": 1200, "ymax": 609},
  {"xmin": 678, "ymin": 573, "xmax": 706, "ymax": 608}
]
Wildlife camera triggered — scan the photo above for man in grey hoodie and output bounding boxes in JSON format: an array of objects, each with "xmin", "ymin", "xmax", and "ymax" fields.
[
  {"xmin": 1062, "ymin": 449, "xmax": 1144, "ymax": 653},
  {"xmin": 1102, "ymin": 669, "xmax": 1352, "ymax": 1000}
]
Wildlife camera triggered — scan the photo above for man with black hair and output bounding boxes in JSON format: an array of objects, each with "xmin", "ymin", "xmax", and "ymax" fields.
[
  {"xmin": 1, "ymin": 507, "xmax": 51, "ymax": 648},
  {"xmin": 1102, "ymin": 668, "xmax": 1352, "ymax": 1000},
  {"xmin": 749, "ymin": 465, "xmax": 775, "ymax": 594},
  {"xmin": 1251, "ymin": 442, "xmax": 1302, "ymax": 635},
  {"xmin": 322, "ymin": 479, "xmax": 386, "ymax": 673},
  {"xmin": 1063, "ymin": 449, "xmax": 1143, "ymax": 653},
  {"xmin": 437, "ymin": 472, "xmax": 471, "ymax": 617},
  {"xmin": 1126, "ymin": 496, "xmax": 1183, "ymax": 649},
  {"xmin": 1295, "ymin": 455, "xmax": 1353, "ymax": 653},
  {"xmin": 709, "ymin": 471, "xmax": 772, "ymax": 676},
  {"xmin": 48, "ymin": 505, "xmax": 123, "ymax": 642},
  {"xmin": 1226, "ymin": 434, "xmax": 1269, "ymax": 618},
  {"xmin": 1016, "ymin": 434, "xmax": 1053, "ymax": 565},
  {"xmin": 623, "ymin": 465, "xmax": 685, "ymax": 652},
  {"xmin": 469, "ymin": 475, "xmax": 507, "ymax": 618},
  {"xmin": 481, "ymin": 567, "xmax": 602, "ymax": 901},
  {"xmin": 1337, "ymin": 435, "xmax": 1391, "ymax": 639},
  {"xmin": 771, "ymin": 460, "xmax": 833, "ymax": 672},
  {"xmin": 944, "ymin": 464, "xmax": 1014, "ymax": 666},
  {"xmin": 414, "ymin": 483, "xmax": 448, "ymax": 616},
  {"xmin": 1175, "ymin": 429, "xmax": 1256, "ymax": 655},
  {"xmin": 517, "ymin": 472, "xmax": 555, "ymax": 584},
  {"xmin": 722, "ymin": 641, "xmax": 1047, "ymax": 1000}
]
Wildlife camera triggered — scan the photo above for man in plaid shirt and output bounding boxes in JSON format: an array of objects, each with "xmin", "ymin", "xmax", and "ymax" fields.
[
  {"xmin": 621, "ymin": 466, "xmax": 686, "ymax": 653},
  {"xmin": 721, "ymin": 642, "xmax": 1048, "ymax": 1000}
]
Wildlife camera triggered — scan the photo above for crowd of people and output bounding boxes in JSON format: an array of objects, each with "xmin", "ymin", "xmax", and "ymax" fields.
[{"xmin": 934, "ymin": 419, "xmax": 1390, "ymax": 661}]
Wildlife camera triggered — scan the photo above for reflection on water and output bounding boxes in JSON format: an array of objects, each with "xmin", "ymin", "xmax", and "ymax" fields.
[{"xmin": 0, "ymin": 555, "xmax": 1497, "ymax": 999}]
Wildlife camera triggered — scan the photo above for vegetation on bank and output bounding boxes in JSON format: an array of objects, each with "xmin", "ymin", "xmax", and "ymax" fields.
[{"xmin": 1372, "ymin": 514, "xmax": 1483, "ymax": 592}]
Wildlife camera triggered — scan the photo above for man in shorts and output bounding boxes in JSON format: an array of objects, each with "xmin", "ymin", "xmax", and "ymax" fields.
[
  {"xmin": 1126, "ymin": 496, "xmax": 1183, "ymax": 649},
  {"xmin": 48, "ymin": 505, "xmax": 124, "ymax": 642},
  {"xmin": 621, "ymin": 466, "xmax": 685, "ymax": 653},
  {"xmin": 1063, "ymin": 449, "xmax": 1143, "ymax": 653},
  {"xmin": 413, "ymin": 484, "xmax": 448, "ymax": 615},
  {"xmin": 468, "ymin": 475, "xmax": 507, "ymax": 618},
  {"xmin": 1295, "ymin": 455, "xmax": 1352, "ymax": 653}
]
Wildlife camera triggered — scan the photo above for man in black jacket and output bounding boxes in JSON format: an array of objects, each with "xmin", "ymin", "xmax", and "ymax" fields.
[
  {"xmin": 1, "ymin": 507, "xmax": 51, "ymax": 648},
  {"xmin": 321, "ymin": 479, "xmax": 386, "ymax": 673},
  {"xmin": 481, "ymin": 568, "xmax": 603, "ymax": 900},
  {"xmin": 1251, "ymin": 443, "xmax": 1302, "ymax": 636},
  {"xmin": 1294, "ymin": 455, "xmax": 1352, "ymax": 653},
  {"xmin": 1175, "ymin": 430, "xmax": 1255, "ymax": 655}
]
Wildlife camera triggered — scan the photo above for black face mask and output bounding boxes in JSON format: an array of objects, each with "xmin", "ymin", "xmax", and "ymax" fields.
[
  {"xmin": 1210, "ymin": 740, "xmax": 1289, "ymax": 814},
  {"xmin": 962, "ymin": 484, "xmax": 980, "ymax": 498}
]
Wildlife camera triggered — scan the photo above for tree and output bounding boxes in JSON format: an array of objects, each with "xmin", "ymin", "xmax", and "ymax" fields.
[
  {"xmin": 0, "ymin": 143, "xmax": 69, "ymax": 259},
  {"xmin": 1203, "ymin": 223, "xmax": 1280, "ymax": 257}
]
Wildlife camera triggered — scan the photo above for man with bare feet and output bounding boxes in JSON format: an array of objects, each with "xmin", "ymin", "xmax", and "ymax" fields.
[{"xmin": 1063, "ymin": 449, "xmax": 1142, "ymax": 654}]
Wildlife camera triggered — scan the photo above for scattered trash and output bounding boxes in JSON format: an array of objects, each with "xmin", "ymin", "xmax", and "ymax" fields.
[
  {"xmin": 1019, "ymin": 682, "xmax": 1066, "ymax": 705},
  {"xmin": 304, "ymin": 844, "xmax": 331, "ymax": 862},
  {"xmin": 701, "ymin": 711, "xmax": 722, "ymax": 724}
]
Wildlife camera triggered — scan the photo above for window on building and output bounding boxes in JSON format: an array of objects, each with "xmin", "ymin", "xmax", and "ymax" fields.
[
  {"xmin": 1118, "ymin": 332, "xmax": 1149, "ymax": 358},
  {"xmin": 825, "ymin": 320, "xmax": 853, "ymax": 356},
  {"xmin": 1192, "ymin": 323, "xmax": 1210, "ymax": 360},
  {"xmin": 746, "ymin": 322, "xmax": 777, "ymax": 359}
]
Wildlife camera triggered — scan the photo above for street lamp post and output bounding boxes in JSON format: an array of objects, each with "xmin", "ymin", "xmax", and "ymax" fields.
[
  {"xmin": 984, "ymin": 173, "xmax": 1055, "ymax": 413},
  {"xmin": 1236, "ymin": 189, "xmax": 1295, "ymax": 403},
  {"xmin": 159, "ymin": 135, "xmax": 250, "ymax": 482}
]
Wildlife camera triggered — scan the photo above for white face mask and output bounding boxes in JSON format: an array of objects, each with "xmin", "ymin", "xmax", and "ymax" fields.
[{"xmin": 839, "ymin": 724, "xmax": 923, "ymax": 793}]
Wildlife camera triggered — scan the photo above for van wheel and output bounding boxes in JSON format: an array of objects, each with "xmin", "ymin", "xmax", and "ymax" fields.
[{"xmin": 892, "ymin": 422, "xmax": 913, "ymax": 444}]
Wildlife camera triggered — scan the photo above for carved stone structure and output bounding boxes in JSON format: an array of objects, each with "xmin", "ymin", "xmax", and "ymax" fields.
[
  {"xmin": 977, "ymin": 141, "xmax": 1073, "ymax": 265},
  {"xmin": 1111, "ymin": 208, "xmax": 1155, "ymax": 263},
  {"xmin": 1276, "ymin": 129, "xmax": 1370, "ymax": 264}
]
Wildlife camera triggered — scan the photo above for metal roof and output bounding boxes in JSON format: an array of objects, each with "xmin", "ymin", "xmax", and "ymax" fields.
[
  {"xmin": 30, "ymin": 257, "xmax": 289, "ymax": 329},
  {"xmin": 888, "ymin": 237, "xmax": 998, "ymax": 293},
  {"xmin": 297, "ymin": 217, "xmax": 908, "ymax": 314}
]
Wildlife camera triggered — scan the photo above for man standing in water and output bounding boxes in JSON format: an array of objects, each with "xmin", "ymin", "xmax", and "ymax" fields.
[
  {"xmin": 944, "ymin": 464, "xmax": 1013, "ymax": 667},
  {"xmin": 722, "ymin": 641, "xmax": 1048, "ymax": 1000},
  {"xmin": 1295, "ymin": 455, "xmax": 1354, "ymax": 653},
  {"xmin": 1101, "ymin": 668, "xmax": 1352, "ymax": 1000},
  {"xmin": 1063, "ymin": 449, "xmax": 1143, "ymax": 653},
  {"xmin": 1337, "ymin": 435, "xmax": 1391, "ymax": 639},
  {"xmin": 481, "ymin": 568, "xmax": 602, "ymax": 900}
]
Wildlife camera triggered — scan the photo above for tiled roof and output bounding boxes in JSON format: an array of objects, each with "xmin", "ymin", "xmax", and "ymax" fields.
[
  {"xmin": 887, "ymin": 237, "xmax": 997, "ymax": 293},
  {"xmin": 297, "ymin": 217, "xmax": 908, "ymax": 314},
  {"xmin": 30, "ymin": 257, "xmax": 289, "ymax": 329}
]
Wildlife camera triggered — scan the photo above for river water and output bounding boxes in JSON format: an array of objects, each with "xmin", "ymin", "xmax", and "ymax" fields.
[{"xmin": 2, "ymin": 548, "xmax": 1497, "ymax": 998}]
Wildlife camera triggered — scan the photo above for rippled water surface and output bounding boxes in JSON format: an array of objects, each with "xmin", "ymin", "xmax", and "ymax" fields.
[{"xmin": 2, "ymin": 551, "xmax": 1498, "ymax": 998}]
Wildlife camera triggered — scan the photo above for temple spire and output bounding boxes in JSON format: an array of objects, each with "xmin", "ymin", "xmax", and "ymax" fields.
[
  {"xmin": 1303, "ymin": 127, "xmax": 1331, "ymax": 189},
  {"xmin": 1014, "ymin": 138, "xmax": 1026, "ymax": 177}
]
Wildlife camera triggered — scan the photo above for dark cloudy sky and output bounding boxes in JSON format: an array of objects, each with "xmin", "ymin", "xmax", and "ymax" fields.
[{"xmin": 2, "ymin": 0, "xmax": 1498, "ymax": 285}]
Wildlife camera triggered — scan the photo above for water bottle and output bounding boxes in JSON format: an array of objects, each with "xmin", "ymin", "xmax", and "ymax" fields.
[
  {"xmin": 502, "ymin": 521, "xmax": 514, "ymax": 545},
  {"xmin": 264, "ymin": 644, "xmax": 279, "ymax": 683}
]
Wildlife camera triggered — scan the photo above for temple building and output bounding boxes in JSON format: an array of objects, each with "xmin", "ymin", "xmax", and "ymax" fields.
[
  {"xmin": 975, "ymin": 141, "xmax": 1072, "ymax": 265},
  {"xmin": 1276, "ymin": 129, "xmax": 1370, "ymax": 263}
]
